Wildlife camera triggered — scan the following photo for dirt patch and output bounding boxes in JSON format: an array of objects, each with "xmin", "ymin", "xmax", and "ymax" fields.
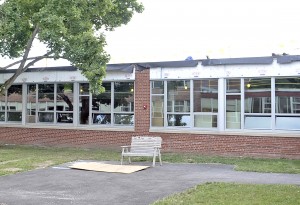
[
  {"xmin": 0, "ymin": 160, "xmax": 20, "ymax": 165},
  {"xmin": 2, "ymin": 168, "xmax": 23, "ymax": 172},
  {"xmin": 34, "ymin": 160, "xmax": 54, "ymax": 169}
]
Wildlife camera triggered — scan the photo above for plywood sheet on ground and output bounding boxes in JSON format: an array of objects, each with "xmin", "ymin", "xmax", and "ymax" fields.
[{"xmin": 69, "ymin": 162, "xmax": 149, "ymax": 174}]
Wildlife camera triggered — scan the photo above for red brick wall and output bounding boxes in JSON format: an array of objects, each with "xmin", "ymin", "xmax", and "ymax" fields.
[{"xmin": 0, "ymin": 69, "xmax": 299, "ymax": 159}]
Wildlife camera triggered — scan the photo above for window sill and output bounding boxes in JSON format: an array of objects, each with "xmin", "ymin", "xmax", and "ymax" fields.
[
  {"xmin": 149, "ymin": 127, "xmax": 300, "ymax": 138},
  {"xmin": 0, "ymin": 124, "xmax": 135, "ymax": 132}
]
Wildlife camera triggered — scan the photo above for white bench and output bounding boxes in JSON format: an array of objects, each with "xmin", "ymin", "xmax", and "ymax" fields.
[{"xmin": 121, "ymin": 136, "xmax": 162, "ymax": 167}]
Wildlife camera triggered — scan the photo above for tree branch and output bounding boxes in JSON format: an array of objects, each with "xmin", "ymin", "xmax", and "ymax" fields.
[
  {"xmin": 0, "ymin": 25, "xmax": 40, "ymax": 94},
  {"xmin": 0, "ymin": 55, "xmax": 58, "ymax": 70},
  {"xmin": 23, "ymin": 51, "xmax": 54, "ymax": 72}
]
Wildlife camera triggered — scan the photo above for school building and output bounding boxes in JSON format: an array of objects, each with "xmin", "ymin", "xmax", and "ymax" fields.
[{"xmin": 0, "ymin": 55, "xmax": 299, "ymax": 159}]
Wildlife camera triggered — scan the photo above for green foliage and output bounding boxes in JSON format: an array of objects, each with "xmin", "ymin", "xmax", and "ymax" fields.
[{"xmin": 0, "ymin": 0, "xmax": 143, "ymax": 93}]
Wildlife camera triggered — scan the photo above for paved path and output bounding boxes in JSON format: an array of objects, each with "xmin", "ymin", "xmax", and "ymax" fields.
[{"xmin": 0, "ymin": 161, "xmax": 299, "ymax": 205}]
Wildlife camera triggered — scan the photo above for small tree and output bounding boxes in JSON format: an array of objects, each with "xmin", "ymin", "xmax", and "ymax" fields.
[{"xmin": 0, "ymin": 0, "xmax": 143, "ymax": 95}]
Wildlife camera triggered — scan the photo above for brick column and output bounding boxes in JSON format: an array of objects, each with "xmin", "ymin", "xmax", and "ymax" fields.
[{"xmin": 134, "ymin": 69, "xmax": 150, "ymax": 134}]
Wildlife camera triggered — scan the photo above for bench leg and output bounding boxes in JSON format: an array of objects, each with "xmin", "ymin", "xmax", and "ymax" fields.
[
  {"xmin": 128, "ymin": 157, "xmax": 131, "ymax": 164},
  {"xmin": 121, "ymin": 155, "xmax": 124, "ymax": 165},
  {"xmin": 159, "ymin": 153, "xmax": 162, "ymax": 166},
  {"xmin": 152, "ymin": 155, "xmax": 156, "ymax": 167}
]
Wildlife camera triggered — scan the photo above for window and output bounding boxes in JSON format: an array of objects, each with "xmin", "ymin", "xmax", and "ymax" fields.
[
  {"xmin": 79, "ymin": 83, "xmax": 89, "ymax": 124},
  {"xmin": 244, "ymin": 78, "xmax": 271, "ymax": 129},
  {"xmin": 194, "ymin": 79, "xmax": 218, "ymax": 128},
  {"xmin": 151, "ymin": 81, "xmax": 164, "ymax": 127},
  {"xmin": 167, "ymin": 81, "xmax": 190, "ymax": 127},
  {"xmin": 226, "ymin": 79, "xmax": 241, "ymax": 129},
  {"xmin": 0, "ymin": 85, "xmax": 23, "ymax": 122},
  {"xmin": 114, "ymin": 82, "xmax": 134, "ymax": 125},
  {"xmin": 81, "ymin": 81, "xmax": 134, "ymax": 126},
  {"xmin": 92, "ymin": 82, "xmax": 111, "ymax": 124},
  {"xmin": 57, "ymin": 83, "xmax": 74, "ymax": 123},
  {"xmin": 275, "ymin": 78, "xmax": 300, "ymax": 130},
  {"xmin": 38, "ymin": 84, "xmax": 55, "ymax": 123},
  {"xmin": 27, "ymin": 83, "xmax": 74, "ymax": 124}
]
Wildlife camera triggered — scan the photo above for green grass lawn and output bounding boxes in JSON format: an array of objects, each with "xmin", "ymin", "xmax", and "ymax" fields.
[
  {"xmin": 0, "ymin": 144, "xmax": 299, "ymax": 176},
  {"xmin": 152, "ymin": 182, "xmax": 300, "ymax": 205}
]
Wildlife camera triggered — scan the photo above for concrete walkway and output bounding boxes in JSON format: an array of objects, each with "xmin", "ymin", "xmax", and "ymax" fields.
[{"xmin": 0, "ymin": 161, "xmax": 299, "ymax": 205}]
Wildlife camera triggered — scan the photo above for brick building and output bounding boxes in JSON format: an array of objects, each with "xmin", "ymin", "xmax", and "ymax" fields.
[{"xmin": 0, "ymin": 55, "xmax": 299, "ymax": 159}]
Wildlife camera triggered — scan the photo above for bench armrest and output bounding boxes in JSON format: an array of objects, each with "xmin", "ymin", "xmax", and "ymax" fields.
[{"xmin": 121, "ymin": 145, "xmax": 131, "ymax": 153}]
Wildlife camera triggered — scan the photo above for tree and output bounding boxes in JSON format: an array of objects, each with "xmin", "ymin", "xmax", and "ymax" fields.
[{"xmin": 0, "ymin": 0, "xmax": 143, "ymax": 95}]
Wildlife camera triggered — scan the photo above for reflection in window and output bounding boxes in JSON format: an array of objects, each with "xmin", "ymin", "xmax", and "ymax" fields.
[
  {"xmin": 27, "ymin": 84, "xmax": 36, "ymax": 123},
  {"xmin": 167, "ymin": 81, "xmax": 190, "ymax": 113},
  {"xmin": 226, "ymin": 95, "xmax": 241, "ymax": 129},
  {"xmin": 57, "ymin": 84, "xmax": 74, "ymax": 123},
  {"xmin": 194, "ymin": 115, "xmax": 217, "ymax": 128},
  {"xmin": 93, "ymin": 114, "xmax": 111, "ymax": 124},
  {"xmin": 151, "ymin": 81, "xmax": 164, "ymax": 94},
  {"xmin": 151, "ymin": 95, "xmax": 164, "ymax": 127},
  {"xmin": 226, "ymin": 79, "xmax": 240, "ymax": 93},
  {"xmin": 114, "ymin": 114, "xmax": 134, "ymax": 125},
  {"xmin": 226, "ymin": 79, "xmax": 241, "ymax": 129},
  {"xmin": 167, "ymin": 114, "xmax": 190, "ymax": 126},
  {"xmin": 114, "ymin": 82, "xmax": 134, "ymax": 112},
  {"xmin": 276, "ymin": 78, "xmax": 300, "ymax": 114},
  {"xmin": 92, "ymin": 83, "xmax": 111, "ymax": 125},
  {"xmin": 79, "ymin": 83, "xmax": 89, "ymax": 125},
  {"xmin": 7, "ymin": 85, "xmax": 22, "ymax": 122},
  {"xmin": 37, "ymin": 84, "xmax": 54, "ymax": 123},
  {"xmin": 57, "ymin": 113, "xmax": 73, "ymax": 123},
  {"xmin": 245, "ymin": 78, "xmax": 271, "ymax": 113},
  {"xmin": 194, "ymin": 79, "xmax": 218, "ymax": 128},
  {"xmin": 38, "ymin": 112, "xmax": 54, "ymax": 122},
  {"xmin": 275, "ymin": 78, "xmax": 300, "ymax": 129}
]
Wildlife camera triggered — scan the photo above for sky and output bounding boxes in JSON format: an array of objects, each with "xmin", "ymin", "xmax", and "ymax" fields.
[
  {"xmin": 105, "ymin": 0, "xmax": 300, "ymax": 63},
  {"xmin": 1, "ymin": 0, "xmax": 300, "ymax": 67}
]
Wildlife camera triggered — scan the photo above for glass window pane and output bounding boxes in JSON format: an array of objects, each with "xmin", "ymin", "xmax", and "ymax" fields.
[
  {"xmin": 38, "ymin": 84, "xmax": 54, "ymax": 111},
  {"xmin": 167, "ymin": 114, "xmax": 191, "ymax": 127},
  {"xmin": 27, "ymin": 84, "xmax": 36, "ymax": 123},
  {"xmin": 276, "ymin": 116, "xmax": 300, "ymax": 130},
  {"xmin": 167, "ymin": 81, "xmax": 190, "ymax": 113},
  {"xmin": 7, "ymin": 112, "xmax": 22, "ymax": 122},
  {"xmin": 7, "ymin": 85, "xmax": 22, "ymax": 112},
  {"xmin": 152, "ymin": 96, "xmax": 164, "ymax": 127},
  {"xmin": 194, "ymin": 79, "xmax": 218, "ymax": 112},
  {"xmin": 114, "ymin": 114, "xmax": 134, "ymax": 125},
  {"xmin": 57, "ymin": 113, "xmax": 73, "ymax": 123},
  {"xmin": 93, "ymin": 114, "xmax": 111, "ymax": 124},
  {"xmin": 92, "ymin": 83, "xmax": 111, "ymax": 112},
  {"xmin": 114, "ymin": 82, "xmax": 134, "ymax": 92},
  {"xmin": 226, "ymin": 95, "xmax": 241, "ymax": 129},
  {"xmin": 245, "ymin": 78, "xmax": 271, "ymax": 113},
  {"xmin": 79, "ymin": 83, "xmax": 89, "ymax": 95},
  {"xmin": 226, "ymin": 79, "xmax": 240, "ymax": 93},
  {"xmin": 38, "ymin": 112, "xmax": 54, "ymax": 122},
  {"xmin": 276, "ymin": 78, "xmax": 300, "ymax": 114},
  {"xmin": 244, "ymin": 116, "xmax": 271, "ymax": 129},
  {"xmin": 57, "ymin": 83, "xmax": 74, "ymax": 111},
  {"xmin": 151, "ymin": 81, "xmax": 164, "ymax": 94},
  {"xmin": 114, "ymin": 82, "xmax": 134, "ymax": 112},
  {"xmin": 79, "ymin": 96, "xmax": 89, "ymax": 124},
  {"xmin": 194, "ymin": 114, "xmax": 217, "ymax": 128},
  {"xmin": 0, "ymin": 112, "xmax": 5, "ymax": 121}
]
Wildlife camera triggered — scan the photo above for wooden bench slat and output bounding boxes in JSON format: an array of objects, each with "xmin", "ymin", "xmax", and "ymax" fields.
[{"xmin": 121, "ymin": 136, "xmax": 162, "ymax": 167}]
